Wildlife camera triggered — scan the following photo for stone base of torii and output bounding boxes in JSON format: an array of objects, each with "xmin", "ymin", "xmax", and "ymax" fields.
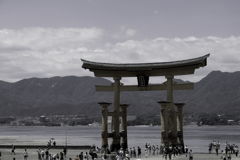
[
  {"xmin": 98, "ymin": 102, "xmax": 129, "ymax": 153},
  {"xmin": 98, "ymin": 101, "xmax": 186, "ymax": 154},
  {"xmin": 157, "ymin": 101, "xmax": 185, "ymax": 154}
]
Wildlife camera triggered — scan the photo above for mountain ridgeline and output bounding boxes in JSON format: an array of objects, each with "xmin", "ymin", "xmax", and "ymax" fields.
[{"xmin": 0, "ymin": 71, "xmax": 240, "ymax": 117}]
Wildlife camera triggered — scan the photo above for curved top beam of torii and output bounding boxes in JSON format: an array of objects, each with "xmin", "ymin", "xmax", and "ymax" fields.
[{"xmin": 81, "ymin": 54, "xmax": 210, "ymax": 77}]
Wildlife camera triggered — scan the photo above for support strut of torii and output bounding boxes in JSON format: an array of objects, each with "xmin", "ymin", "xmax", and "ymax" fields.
[{"xmin": 81, "ymin": 54, "xmax": 210, "ymax": 153}]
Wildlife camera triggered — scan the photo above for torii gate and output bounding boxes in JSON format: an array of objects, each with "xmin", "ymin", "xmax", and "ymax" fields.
[{"xmin": 81, "ymin": 54, "xmax": 210, "ymax": 153}]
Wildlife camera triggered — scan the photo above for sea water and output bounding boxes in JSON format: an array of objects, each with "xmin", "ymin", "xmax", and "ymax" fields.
[{"xmin": 0, "ymin": 125, "xmax": 239, "ymax": 153}]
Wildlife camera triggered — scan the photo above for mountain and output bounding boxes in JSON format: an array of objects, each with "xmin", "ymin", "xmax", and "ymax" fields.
[
  {"xmin": 179, "ymin": 71, "xmax": 240, "ymax": 115},
  {"xmin": 0, "ymin": 71, "xmax": 240, "ymax": 117}
]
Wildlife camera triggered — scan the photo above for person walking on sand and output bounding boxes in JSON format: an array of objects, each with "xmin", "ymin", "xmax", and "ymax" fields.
[
  {"xmin": 145, "ymin": 147, "xmax": 148, "ymax": 158},
  {"xmin": 23, "ymin": 149, "xmax": 28, "ymax": 160},
  {"xmin": 216, "ymin": 145, "xmax": 219, "ymax": 156},
  {"xmin": 152, "ymin": 145, "xmax": 156, "ymax": 155},
  {"xmin": 53, "ymin": 141, "xmax": 56, "ymax": 147},
  {"xmin": 63, "ymin": 147, "xmax": 67, "ymax": 158},
  {"xmin": 185, "ymin": 145, "xmax": 188, "ymax": 157},
  {"xmin": 84, "ymin": 152, "xmax": 89, "ymax": 160},
  {"xmin": 188, "ymin": 150, "xmax": 193, "ymax": 160},
  {"xmin": 48, "ymin": 153, "xmax": 52, "ymax": 160},
  {"xmin": 79, "ymin": 152, "xmax": 83, "ymax": 160},
  {"xmin": 60, "ymin": 151, "xmax": 64, "ymax": 160},
  {"xmin": 137, "ymin": 146, "xmax": 141, "ymax": 158},
  {"xmin": 133, "ymin": 147, "xmax": 136, "ymax": 158},
  {"xmin": 227, "ymin": 152, "xmax": 231, "ymax": 160},
  {"xmin": 156, "ymin": 145, "xmax": 159, "ymax": 155},
  {"xmin": 74, "ymin": 155, "xmax": 80, "ymax": 160},
  {"xmin": 45, "ymin": 149, "xmax": 49, "ymax": 160},
  {"xmin": 130, "ymin": 148, "xmax": 133, "ymax": 158}
]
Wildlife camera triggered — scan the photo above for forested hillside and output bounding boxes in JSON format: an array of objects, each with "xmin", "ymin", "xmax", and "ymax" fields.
[{"xmin": 0, "ymin": 71, "xmax": 240, "ymax": 118}]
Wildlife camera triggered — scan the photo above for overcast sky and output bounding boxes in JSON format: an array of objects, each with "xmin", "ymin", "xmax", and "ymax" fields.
[{"xmin": 0, "ymin": 0, "xmax": 240, "ymax": 84}]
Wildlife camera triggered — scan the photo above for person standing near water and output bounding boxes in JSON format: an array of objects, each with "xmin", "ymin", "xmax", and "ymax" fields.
[
  {"xmin": 133, "ymin": 147, "xmax": 136, "ymax": 158},
  {"xmin": 23, "ymin": 149, "xmax": 28, "ymax": 160},
  {"xmin": 188, "ymin": 150, "xmax": 193, "ymax": 160},
  {"xmin": 152, "ymin": 145, "xmax": 155, "ymax": 155},
  {"xmin": 156, "ymin": 145, "xmax": 159, "ymax": 155},
  {"xmin": 63, "ymin": 147, "xmax": 67, "ymax": 158},
  {"xmin": 53, "ymin": 141, "xmax": 56, "ymax": 147},
  {"xmin": 60, "ymin": 151, "xmax": 64, "ymax": 160},
  {"xmin": 129, "ymin": 148, "xmax": 133, "ymax": 158},
  {"xmin": 145, "ymin": 147, "xmax": 148, "ymax": 158},
  {"xmin": 137, "ymin": 146, "xmax": 141, "ymax": 158},
  {"xmin": 216, "ymin": 145, "xmax": 219, "ymax": 156},
  {"xmin": 185, "ymin": 145, "xmax": 189, "ymax": 157},
  {"xmin": 79, "ymin": 152, "xmax": 83, "ymax": 160},
  {"xmin": 84, "ymin": 152, "xmax": 89, "ymax": 160},
  {"xmin": 74, "ymin": 155, "xmax": 80, "ymax": 160}
]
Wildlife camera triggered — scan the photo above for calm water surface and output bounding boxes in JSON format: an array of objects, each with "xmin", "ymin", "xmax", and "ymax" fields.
[{"xmin": 0, "ymin": 125, "xmax": 239, "ymax": 153}]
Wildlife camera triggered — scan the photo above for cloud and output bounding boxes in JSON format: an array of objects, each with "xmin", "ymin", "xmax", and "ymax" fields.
[
  {"xmin": 0, "ymin": 27, "xmax": 240, "ymax": 84},
  {"xmin": 112, "ymin": 26, "xmax": 137, "ymax": 39},
  {"xmin": 125, "ymin": 29, "xmax": 137, "ymax": 37}
]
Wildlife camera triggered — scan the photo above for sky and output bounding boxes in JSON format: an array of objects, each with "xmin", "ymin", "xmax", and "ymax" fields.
[{"xmin": 0, "ymin": 0, "xmax": 240, "ymax": 84}]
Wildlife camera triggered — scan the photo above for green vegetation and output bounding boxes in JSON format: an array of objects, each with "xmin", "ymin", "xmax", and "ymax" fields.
[
  {"xmin": 184, "ymin": 112, "xmax": 240, "ymax": 125},
  {"xmin": 1, "ymin": 112, "xmax": 239, "ymax": 126},
  {"xmin": 67, "ymin": 116, "xmax": 101, "ymax": 126},
  {"xmin": 127, "ymin": 112, "xmax": 240, "ymax": 126},
  {"xmin": 0, "ymin": 117, "xmax": 15, "ymax": 125}
]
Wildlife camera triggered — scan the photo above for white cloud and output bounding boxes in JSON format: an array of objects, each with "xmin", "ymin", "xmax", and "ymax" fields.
[
  {"xmin": 93, "ymin": 49, "xmax": 105, "ymax": 53},
  {"xmin": 125, "ymin": 29, "xmax": 137, "ymax": 37},
  {"xmin": 0, "ymin": 27, "xmax": 240, "ymax": 84},
  {"xmin": 111, "ymin": 26, "xmax": 137, "ymax": 39}
]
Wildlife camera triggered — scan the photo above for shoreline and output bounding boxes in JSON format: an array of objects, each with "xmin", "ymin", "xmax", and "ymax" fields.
[{"xmin": 0, "ymin": 145, "xmax": 91, "ymax": 150}]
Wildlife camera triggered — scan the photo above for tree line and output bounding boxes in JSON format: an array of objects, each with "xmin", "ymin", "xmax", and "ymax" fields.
[{"xmin": 127, "ymin": 112, "xmax": 240, "ymax": 126}]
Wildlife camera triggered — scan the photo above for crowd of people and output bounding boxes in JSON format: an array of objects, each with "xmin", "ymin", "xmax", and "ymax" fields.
[
  {"xmin": 5, "ymin": 144, "xmax": 93, "ymax": 160},
  {"xmin": 209, "ymin": 140, "xmax": 239, "ymax": 160},
  {"xmin": 3, "ymin": 141, "xmax": 240, "ymax": 160},
  {"xmin": 114, "ymin": 143, "xmax": 192, "ymax": 160},
  {"xmin": 160, "ymin": 144, "xmax": 193, "ymax": 160},
  {"xmin": 3, "ymin": 143, "xmax": 192, "ymax": 160}
]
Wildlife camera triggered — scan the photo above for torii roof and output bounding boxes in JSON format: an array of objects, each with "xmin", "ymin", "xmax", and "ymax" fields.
[{"xmin": 81, "ymin": 54, "xmax": 210, "ymax": 77}]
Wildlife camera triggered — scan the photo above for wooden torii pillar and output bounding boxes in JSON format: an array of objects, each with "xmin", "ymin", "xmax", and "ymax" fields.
[
  {"xmin": 98, "ymin": 102, "xmax": 129, "ymax": 152},
  {"xmin": 175, "ymin": 102, "xmax": 185, "ymax": 152},
  {"xmin": 110, "ymin": 77, "xmax": 121, "ymax": 152},
  {"xmin": 98, "ymin": 102, "xmax": 111, "ymax": 151},
  {"xmin": 158, "ymin": 101, "xmax": 171, "ymax": 153},
  {"xmin": 120, "ymin": 104, "xmax": 129, "ymax": 150}
]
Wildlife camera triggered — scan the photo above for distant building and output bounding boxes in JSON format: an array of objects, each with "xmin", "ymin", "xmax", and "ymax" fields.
[
  {"xmin": 227, "ymin": 120, "xmax": 235, "ymax": 125},
  {"xmin": 39, "ymin": 115, "xmax": 46, "ymax": 123}
]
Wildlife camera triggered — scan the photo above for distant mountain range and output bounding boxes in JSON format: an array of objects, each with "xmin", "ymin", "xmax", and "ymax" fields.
[{"xmin": 0, "ymin": 71, "xmax": 240, "ymax": 117}]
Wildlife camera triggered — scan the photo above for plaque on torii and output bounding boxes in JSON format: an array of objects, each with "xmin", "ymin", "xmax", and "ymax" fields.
[{"xmin": 81, "ymin": 54, "xmax": 210, "ymax": 153}]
